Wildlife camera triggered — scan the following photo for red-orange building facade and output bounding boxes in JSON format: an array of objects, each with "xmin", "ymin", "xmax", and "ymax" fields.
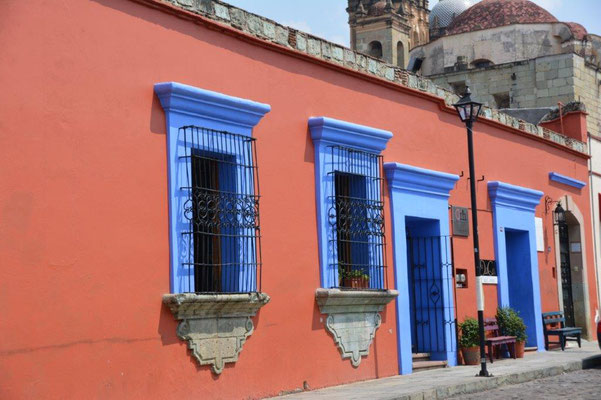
[{"xmin": 0, "ymin": 1, "xmax": 598, "ymax": 399}]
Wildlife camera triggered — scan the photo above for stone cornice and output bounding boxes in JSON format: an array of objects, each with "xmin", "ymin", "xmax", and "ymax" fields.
[
  {"xmin": 315, "ymin": 288, "xmax": 399, "ymax": 314},
  {"xmin": 162, "ymin": 292, "xmax": 270, "ymax": 319},
  {"xmin": 488, "ymin": 181, "xmax": 544, "ymax": 212},
  {"xmin": 315, "ymin": 288, "xmax": 398, "ymax": 367},
  {"xmin": 383, "ymin": 163, "xmax": 459, "ymax": 199},
  {"xmin": 163, "ymin": 293, "xmax": 270, "ymax": 374},
  {"xmin": 308, "ymin": 116, "xmax": 393, "ymax": 153}
]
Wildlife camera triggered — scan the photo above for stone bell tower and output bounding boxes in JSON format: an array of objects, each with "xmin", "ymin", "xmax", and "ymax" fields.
[{"xmin": 347, "ymin": 0, "xmax": 430, "ymax": 68}]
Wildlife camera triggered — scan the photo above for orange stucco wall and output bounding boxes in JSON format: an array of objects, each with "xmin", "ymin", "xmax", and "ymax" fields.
[
  {"xmin": 0, "ymin": 1, "xmax": 597, "ymax": 399},
  {"xmin": 540, "ymin": 111, "xmax": 588, "ymax": 142}
]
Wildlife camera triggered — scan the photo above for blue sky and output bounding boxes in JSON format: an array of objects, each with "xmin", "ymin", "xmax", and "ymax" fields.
[{"xmin": 224, "ymin": 0, "xmax": 601, "ymax": 46}]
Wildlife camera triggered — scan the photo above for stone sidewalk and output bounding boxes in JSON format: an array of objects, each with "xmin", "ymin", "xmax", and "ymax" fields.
[{"xmin": 273, "ymin": 341, "xmax": 601, "ymax": 400}]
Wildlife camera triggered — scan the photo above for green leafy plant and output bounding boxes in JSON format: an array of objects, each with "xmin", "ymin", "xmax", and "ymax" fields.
[
  {"xmin": 343, "ymin": 269, "xmax": 370, "ymax": 280},
  {"xmin": 458, "ymin": 317, "xmax": 480, "ymax": 348},
  {"xmin": 496, "ymin": 307, "xmax": 527, "ymax": 342},
  {"xmin": 338, "ymin": 267, "xmax": 370, "ymax": 280}
]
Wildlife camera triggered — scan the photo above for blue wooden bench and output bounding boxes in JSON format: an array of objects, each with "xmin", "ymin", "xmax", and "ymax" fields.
[{"xmin": 542, "ymin": 311, "xmax": 582, "ymax": 351}]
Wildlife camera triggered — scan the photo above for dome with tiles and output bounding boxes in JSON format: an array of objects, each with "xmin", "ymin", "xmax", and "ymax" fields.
[
  {"xmin": 447, "ymin": 0, "xmax": 558, "ymax": 35},
  {"xmin": 429, "ymin": 0, "xmax": 479, "ymax": 29}
]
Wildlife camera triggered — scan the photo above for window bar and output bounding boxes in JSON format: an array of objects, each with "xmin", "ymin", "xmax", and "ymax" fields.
[
  {"xmin": 178, "ymin": 126, "xmax": 261, "ymax": 294},
  {"xmin": 327, "ymin": 145, "xmax": 387, "ymax": 290}
]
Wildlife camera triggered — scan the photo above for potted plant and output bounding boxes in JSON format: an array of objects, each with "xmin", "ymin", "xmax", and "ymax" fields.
[
  {"xmin": 340, "ymin": 269, "xmax": 370, "ymax": 289},
  {"xmin": 496, "ymin": 307, "xmax": 527, "ymax": 358},
  {"xmin": 458, "ymin": 317, "xmax": 480, "ymax": 365}
]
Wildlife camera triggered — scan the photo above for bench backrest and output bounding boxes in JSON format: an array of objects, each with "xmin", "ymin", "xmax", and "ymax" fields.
[
  {"xmin": 542, "ymin": 311, "xmax": 565, "ymax": 330},
  {"xmin": 484, "ymin": 318, "xmax": 500, "ymax": 337}
]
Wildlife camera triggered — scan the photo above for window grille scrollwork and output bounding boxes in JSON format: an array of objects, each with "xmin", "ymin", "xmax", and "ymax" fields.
[
  {"xmin": 326, "ymin": 145, "xmax": 387, "ymax": 290},
  {"xmin": 179, "ymin": 126, "xmax": 262, "ymax": 294}
]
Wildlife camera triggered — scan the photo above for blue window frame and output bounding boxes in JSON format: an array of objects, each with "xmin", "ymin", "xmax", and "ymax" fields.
[
  {"xmin": 309, "ymin": 117, "xmax": 393, "ymax": 289},
  {"xmin": 154, "ymin": 82, "xmax": 270, "ymax": 294}
]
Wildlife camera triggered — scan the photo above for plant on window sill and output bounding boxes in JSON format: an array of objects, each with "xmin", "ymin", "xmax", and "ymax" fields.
[{"xmin": 339, "ymin": 269, "xmax": 370, "ymax": 289}]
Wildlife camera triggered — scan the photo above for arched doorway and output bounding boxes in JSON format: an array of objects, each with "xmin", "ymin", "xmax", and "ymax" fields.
[
  {"xmin": 368, "ymin": 41, "xmax": 383, "ymax": 59},
  {"xmin": 553, "ymin": 196, "xmax": 592, "ymax": 338},
  {"xmin": 397, "ymin": 41, "xmax": 405, "ymax": 68}
]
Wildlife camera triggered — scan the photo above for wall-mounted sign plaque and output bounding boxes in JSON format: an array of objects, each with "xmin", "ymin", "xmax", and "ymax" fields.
[{"xmin": 451, "ymin": 206, "xmax": 469, "ymax": 237}]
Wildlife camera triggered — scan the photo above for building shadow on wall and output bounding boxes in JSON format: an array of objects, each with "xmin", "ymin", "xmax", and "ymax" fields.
[
  {"xmin": 158, "ymin": 301, "xmax": 180, "ymax": 346},
  {"xmin": 151, "ymin": 93, "xmax": 166, "ymax": 135}
]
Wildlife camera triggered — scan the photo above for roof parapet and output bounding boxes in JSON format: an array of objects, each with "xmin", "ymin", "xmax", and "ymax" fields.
[{"xmin": 153, "ymin": 0, "xmax": 587, "ymax": 155}]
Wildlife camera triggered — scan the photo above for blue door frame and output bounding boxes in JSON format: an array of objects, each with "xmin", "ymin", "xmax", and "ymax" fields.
[
  {"xmin": 488, "ymin": 181, "xmax": 544, "ymax": 350},
  {"xmin": 384, "ymin": 163, "xmax": 459, "ymax": 375}
]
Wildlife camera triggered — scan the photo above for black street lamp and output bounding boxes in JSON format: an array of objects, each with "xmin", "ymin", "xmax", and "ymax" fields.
[{"xmin": 453, "ymin": 87, "xmax": 491, "ymax": 378}]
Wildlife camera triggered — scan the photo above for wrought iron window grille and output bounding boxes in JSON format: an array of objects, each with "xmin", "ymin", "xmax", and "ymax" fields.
[
  {"xmin": 479, "ymin": 259, "xmax": 497, "ymax": 277},
  {"xmin": 326, "ymin": 145, "xmax": 388, "ymax": 290},
  {"xmin": 179, "ymin": 126, "xmax": 262, "ymax": 294}
]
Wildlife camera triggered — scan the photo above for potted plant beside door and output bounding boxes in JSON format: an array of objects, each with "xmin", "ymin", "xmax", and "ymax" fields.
[
  {"xmin": 459, "ymin": 317, "xmax": 480, "ymax": 365},
  {"xmin": 496, "ymin": 307, "xmax": 527, "ymax": 358}
]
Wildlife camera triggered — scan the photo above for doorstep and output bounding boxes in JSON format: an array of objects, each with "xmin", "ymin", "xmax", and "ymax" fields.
[{"xmin": 271, "ymin": 341, "xmax": 601, "ymax": 400}]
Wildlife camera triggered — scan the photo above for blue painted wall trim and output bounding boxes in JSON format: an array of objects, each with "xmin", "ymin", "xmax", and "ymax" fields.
[
  {"xmin": 488, "ymin": 181, "xmax": 545, "ymax": 351},
  {"xmin": 384, "ymin": 163, "xmax": 459, "ymax": 375},
  {"xmin": 385, "ymin": 163, "xmax": 459, "ymax": 199},
  {"xmin": 154, "ymin": 82, "xmax": 271, "ymax": 136},
  {"xmin": 309, "ymin": 117, "xmax": 392, "ymax": 153},
  {"xmin": 549, "ymin": 172, "xmax": 586, "ymax": 189},
  {"xmin": 308, "ymin": 117, "xmax": 392, "ymax": 289},
  {"xmin": 489, "ymin": 181, "xmax": 544, "ymax": 212},
  {"xmin": 154, "ymin": 82, "xmax": 270, "ymax": 293}
]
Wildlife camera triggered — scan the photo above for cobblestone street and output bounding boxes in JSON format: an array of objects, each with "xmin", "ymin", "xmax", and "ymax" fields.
[
  {"xmin": 450, "ymin": 368, "xmax": 601, "ymax": 399},
  {"xmin": 277, "ymin": 341, "xmax": 601, "ymax": 400}
]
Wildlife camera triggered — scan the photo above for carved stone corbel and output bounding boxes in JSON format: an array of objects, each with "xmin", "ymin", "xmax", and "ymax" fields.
[
  {"xmin": 163, "ymin": 292, "xmax": 270, "ymax": 374},
  {"xmin": 316, "ymin": 288, "xmax": 398, "ymax": 367}
]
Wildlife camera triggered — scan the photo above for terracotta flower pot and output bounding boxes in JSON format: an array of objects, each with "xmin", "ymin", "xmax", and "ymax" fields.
[
  {"xmin": 343, "ymin": 277, "xmax": 369, "ymax": 289},
  {"xmin": 515, "ymin": 340, "xmax": 525, "ymax": 358},
  {"xmin": 461, "ymin": 346, "xmax": 480, "ymax": 365}
]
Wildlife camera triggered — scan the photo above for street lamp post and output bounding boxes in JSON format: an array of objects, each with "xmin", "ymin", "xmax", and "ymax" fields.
[{"xmin": 453, "ymin": 87, "xmax": 491, "ymax": 378}]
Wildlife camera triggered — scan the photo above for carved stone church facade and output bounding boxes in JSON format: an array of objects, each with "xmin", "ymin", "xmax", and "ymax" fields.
[{"xmin": 347, "ymin": 0, "xmax": 430, "ymax": 68}]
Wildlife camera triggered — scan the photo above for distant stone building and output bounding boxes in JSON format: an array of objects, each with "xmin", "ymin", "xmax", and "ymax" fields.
[
  {"xmin": 407, "ymin": 0, "xmax": 601, "ymax": 138},
  {"xmin": 347, "ymin": 0, "xmax": 430, "ymax": 68}
]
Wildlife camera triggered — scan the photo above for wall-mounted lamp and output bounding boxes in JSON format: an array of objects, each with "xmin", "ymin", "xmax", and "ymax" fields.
[
  {"xmin": 545, "ymin": 196, "xmax": 566, "ymax": 226},
  {"xmin": 553, "ymin": 203, "xmax": 566, "ymax": 226}
]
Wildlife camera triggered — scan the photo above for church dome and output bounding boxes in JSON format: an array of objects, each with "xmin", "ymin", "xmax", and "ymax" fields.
[
  {"xmin": 447, "ymin": 0, "xmax": 558, "ymax": 35},
  {"xmin": 429, "ymin": 0, "xmax": 478, "ymax": 29}
]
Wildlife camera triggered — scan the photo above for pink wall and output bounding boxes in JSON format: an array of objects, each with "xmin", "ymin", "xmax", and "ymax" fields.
[{"xmin": 0, "ymin": 1, "xmax": 597, "ymax": 399}]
